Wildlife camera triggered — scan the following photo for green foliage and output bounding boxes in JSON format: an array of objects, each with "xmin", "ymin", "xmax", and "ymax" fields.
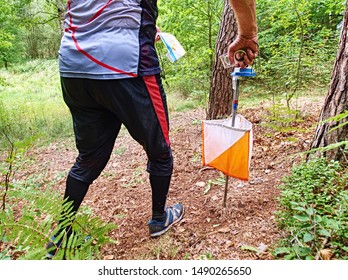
[
  {"xmin": 262, "ymin": 102, "xmax": 304, "ymax": 133},
  {"xmin": 1, "ymin": 0, "xmax": 347, "ymax": 260},
  {"xmin": 304, "ymin": 110, "xmax": 348, "ymax": 162},
  {"xmin": 156, "ymin": 0, "xmax": 346, "ymax": 104},
  {"xmin": 325, "ymin": 110, "xmax": 348, "ymax": 133},
  {"xmin": 274, "ymin": 158, "xmax": 348, "ymax": 260},
  {"xmin": 257, "ymin": 0, "xmax": 345, "ymax": 99},
  {"xmin": 0, "ymin": 0, "xmax": 26, "ymax": 67},
  {"xmin": 157, "ymin": 0, "xmax": 223, "ymax": 93},
  {"xmin": 203, "ymin": 174, "xmax": 225, "ymax": 195},
  {"xmin": 0, "ymin": 0, "xmax": 62, "ymax": 66},
  {"xmin": 198, "ymin": 252, "xmax": 215, "ymax": 260},
  {"xmin": 0, "ymin": 59, "xmax": 72, "ymax": 150},
  {"xmin": 0, "ymin": 178, "xmax": 117, "ymax": 260}
]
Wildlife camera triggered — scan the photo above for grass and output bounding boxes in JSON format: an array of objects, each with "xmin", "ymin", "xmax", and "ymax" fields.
[
  {"xmin": 0, "ymin": 59, "xmax": 72, "ymax": 148},
  {"xmin": 1, "ymin": 60, "xmax": 64, "ymax": 115},
  {"xmin": 239, "ymin": 79, "xmax": 327, "ymax": 111},
  {"xmin": 167, "ymin": 88, "xmax": 207, "ymax": 113}
]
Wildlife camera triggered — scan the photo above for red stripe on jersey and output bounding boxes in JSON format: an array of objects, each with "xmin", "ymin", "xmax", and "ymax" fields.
[
  {"xmin": 66, "ymin": 0, "xmax": 137, "ymax": 77},
  {"xmin": 87, "ymin": 0, "xmax": 113, "ymax": 23},
  {"xmin": 71, "ymin": 32, "xmax": 137, "ymax": 77},
  {"xmin": 143, "ymin": 76, "xmax": 170, "ymax": 146}
]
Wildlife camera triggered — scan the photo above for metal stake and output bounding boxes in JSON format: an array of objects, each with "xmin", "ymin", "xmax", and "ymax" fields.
[
  {"xmin": 223, "ymin": 74, "xmax": 240, "ymax": 207},
  {"xmin": 222, "ymin": 67, "xmax": 256, "ymax": 208}
]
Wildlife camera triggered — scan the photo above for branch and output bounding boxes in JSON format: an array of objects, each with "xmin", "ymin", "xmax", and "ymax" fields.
[
  {"xmin": 315, "ymin": 236, "xmax": 330, "ymax": 260},
  {"xmin": 1, "ymin": 127, "xmax": 15, "ymax": 211}
]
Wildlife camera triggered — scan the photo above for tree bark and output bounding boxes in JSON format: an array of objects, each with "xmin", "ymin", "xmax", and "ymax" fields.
[
  {"xmin": 309, "ymin": 1, "xmax": 348, "ymax": 163},
  {"xmin": 57, "ymin": 0, "xmax": 65, "ymax": 34},
  {"xmin": 207, "ymin": 0, "xmax": 238, "ymax": 120}
]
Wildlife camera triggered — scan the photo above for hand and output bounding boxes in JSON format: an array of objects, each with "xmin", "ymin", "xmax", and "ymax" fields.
[{"xmin": 228, "ymin": 35, "xmax": 258, "ymax": 68}]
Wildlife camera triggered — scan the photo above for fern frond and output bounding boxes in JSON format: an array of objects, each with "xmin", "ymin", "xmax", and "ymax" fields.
[{"xmin": 1, "ymin": 177, "xmax": 117, "ymax": 260}]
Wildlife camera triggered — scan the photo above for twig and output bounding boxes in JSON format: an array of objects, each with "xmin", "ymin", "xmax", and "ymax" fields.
[
  {"xmin": 1, "ymin": 128, "xmax": 15, "ymax": 211},
  {"xmin": 198, "ymin": 166, "xmax": 215, "ymax": 173},
  {"xmin": 315, "ymin": 237, "xmax": 330, "ymax": 260}
]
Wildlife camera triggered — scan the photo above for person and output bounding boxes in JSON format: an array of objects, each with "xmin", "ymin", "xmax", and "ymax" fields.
[
  {"xmin": 46, "ymin": 0, "xmax": 184, "ymax": 259},
  {"xmin": 228, "ymin": 0, "xmax": 259, "ymax": 68}
]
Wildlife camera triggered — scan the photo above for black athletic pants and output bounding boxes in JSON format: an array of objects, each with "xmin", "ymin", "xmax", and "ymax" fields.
[{"xmin": 60, "ymin": 74, "xmax": 172, "ymax": 224}]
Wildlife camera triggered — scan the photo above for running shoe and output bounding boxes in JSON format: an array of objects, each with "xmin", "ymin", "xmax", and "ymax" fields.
[{"xmin": 148, "ymin": 203, "xmax": 184, "ymax": 237}]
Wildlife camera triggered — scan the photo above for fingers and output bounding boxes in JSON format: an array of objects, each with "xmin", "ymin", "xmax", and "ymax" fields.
[
  {"xmin": 227, "ymin": 35, "xmax": 258, "ymax": 68},
  {"xmin": 234, "ymin": 61, "xmax": 246, "ymax": 68},
  {"xmin": 234, "ymin": 50, "xmax": 246, "ymax": 62},
  {"xmin": 246, "ymin": 48, "xmax": 257, "ymax": 61},
  {"xmin": 227, "ymin": 37, "xmax": 244, "ymax": 65},
  {"xmin": 244, "ymin": 48, "xmax": 255, "ymax": 65}
]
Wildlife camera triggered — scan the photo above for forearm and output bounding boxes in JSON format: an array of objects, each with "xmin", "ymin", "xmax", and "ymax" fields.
[{"xmin": 229, "ymin": 0, "xmax": 257, "ymax": 39}]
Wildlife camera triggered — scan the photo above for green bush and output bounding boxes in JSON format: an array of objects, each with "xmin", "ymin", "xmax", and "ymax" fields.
[{"xmin": 274, "ymin": 158, "xmax": 348, "ymax": 260}]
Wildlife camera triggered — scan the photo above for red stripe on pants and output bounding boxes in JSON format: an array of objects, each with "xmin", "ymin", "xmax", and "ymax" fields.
[{"xmin": 143, "ymin": 76, "xmax": 170, "ymax": 146}]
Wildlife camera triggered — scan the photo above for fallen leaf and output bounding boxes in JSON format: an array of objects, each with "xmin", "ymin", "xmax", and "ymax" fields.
[{"xmin": 320, "ymin": 249, "xmax": 333, "ymax": 260}]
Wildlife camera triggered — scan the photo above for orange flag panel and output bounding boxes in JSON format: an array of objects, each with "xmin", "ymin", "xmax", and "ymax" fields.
[
  {"xmin": 202, "ymin": 114, "xmax": 253, "ymax": 181},
  {"xmin": 207, "ymin": 131, "xmax": 250, "ymax": 180}
]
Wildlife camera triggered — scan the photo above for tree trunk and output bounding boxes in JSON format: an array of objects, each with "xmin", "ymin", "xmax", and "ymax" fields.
[
  {"xmin": 57, "ymin": 0, "xmax": 65, "ymax": 34},
  {"xmin": 207, "ymin": 0, "xmax": 238, "ymax": 120},
  {"xmin": 309, "ymin": 1, "xmax": 348, "ymax": 163}
]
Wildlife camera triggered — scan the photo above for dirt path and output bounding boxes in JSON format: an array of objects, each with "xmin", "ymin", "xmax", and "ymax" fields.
[{"xmin": 22, "ymin": 102, "xmax": 322, "ymax": 260}]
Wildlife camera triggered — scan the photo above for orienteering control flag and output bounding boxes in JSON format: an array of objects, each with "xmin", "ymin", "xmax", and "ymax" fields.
[{"xmin": 202, "ymin": 114, "xmax": 253, "ymax": 181}]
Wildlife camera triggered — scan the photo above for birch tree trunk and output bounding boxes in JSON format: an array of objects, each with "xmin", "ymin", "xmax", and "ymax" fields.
[
  {"xmin": 207, "ymin": 0, "xmax": 238, "ymax": 120},
  {"xmin": 309, "ymin": 1, "xmax": 348, "ymax": 164}
]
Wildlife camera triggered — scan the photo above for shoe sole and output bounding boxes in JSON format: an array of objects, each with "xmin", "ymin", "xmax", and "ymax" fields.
[{"xmin": 150, "ymin": 206, "xmax": 185, "ymax": 237}]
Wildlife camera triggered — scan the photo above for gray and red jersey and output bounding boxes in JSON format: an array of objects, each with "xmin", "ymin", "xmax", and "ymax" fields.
[{"xmin": 59, "ymin": 0, "xmax": 160, "ymax": 79}]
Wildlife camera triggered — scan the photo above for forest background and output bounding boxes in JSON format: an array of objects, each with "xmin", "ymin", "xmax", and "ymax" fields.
[{"xmin": 0, "ymin": 0, "xmax": 347, "ymax": 260}]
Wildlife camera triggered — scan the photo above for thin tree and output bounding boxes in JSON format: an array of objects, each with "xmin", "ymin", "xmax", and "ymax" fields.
[
  {"xmin": 309, "ymin": 0, "xmax": 348, "ymax": 164},
  {"xmin": 207, "ymin": 0, "xmax": 238, "ymax": 120}
]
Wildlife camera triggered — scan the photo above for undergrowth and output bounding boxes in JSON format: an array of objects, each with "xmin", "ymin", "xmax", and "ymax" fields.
[
  {"xmin": 274, "ymin": 157, "xmax": 348, "ymax": 260},
  {"xmin": 0, "ymin": 179, "xmax": 117, "ymax": 260}
]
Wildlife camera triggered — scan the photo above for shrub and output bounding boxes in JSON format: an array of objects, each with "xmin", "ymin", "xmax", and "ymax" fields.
[
  {"xmin": 274, "ymin": 158, "xmax": 348, "ymax": 260},
  {"xmin": 0, "ymin": 180, "xmax": 117, "ymax": 260}
]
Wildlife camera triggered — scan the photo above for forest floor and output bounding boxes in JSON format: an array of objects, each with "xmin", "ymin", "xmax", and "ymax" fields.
[{"xmin": 21, "ymin": 95, "xmax": 324, "ymax": 260}]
